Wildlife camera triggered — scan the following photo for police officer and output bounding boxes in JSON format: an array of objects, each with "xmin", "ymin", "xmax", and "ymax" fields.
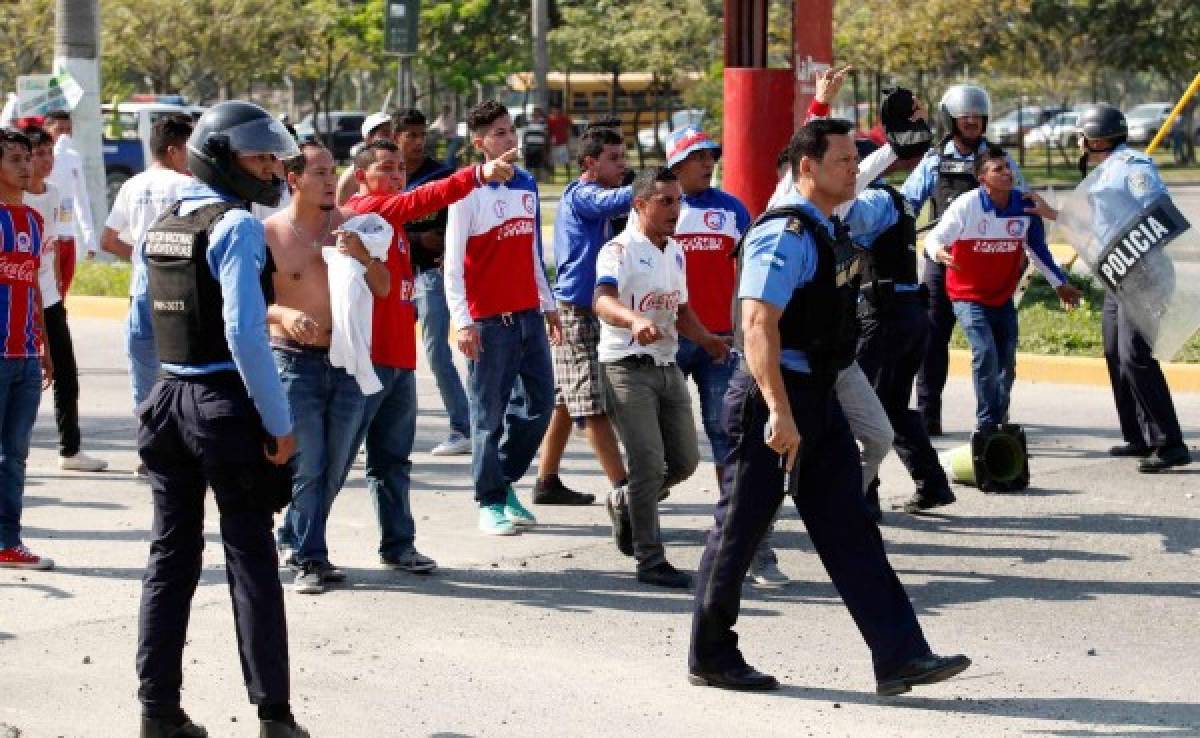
[
  {"xmin": 136, "ymin": 101, "xmax": 310, "ymax": 738},
  {"xmin": 1035, "ymin": 104, "xmax": 1190, "ymax": 473},
  {"xmin": 688, "ymin": 119, "xmax": 969, "ymax": 695},
  {"xmin": 904, "ymin": 84, "xmax": 1021, "ymax": 436},
  {"xmin": 853, "ymin": 140, "xmax": 956, "ymax": 516}
]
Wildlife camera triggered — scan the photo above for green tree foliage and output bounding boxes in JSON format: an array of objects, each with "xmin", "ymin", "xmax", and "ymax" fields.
[
  {"xmin": 0, "ymin": 0, "xmax": 55, "ymax": 91},
  {"xmin": 417, "ymin": 0, "xmax": 531, "ymax": 94}
]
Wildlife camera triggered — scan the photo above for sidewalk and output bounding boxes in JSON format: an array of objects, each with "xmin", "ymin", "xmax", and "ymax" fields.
[{"xmin": 1, "ymin": 317, "xmax": 1197, "ymax": 737}]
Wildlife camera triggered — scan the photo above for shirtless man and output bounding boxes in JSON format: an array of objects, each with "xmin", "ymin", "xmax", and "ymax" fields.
[{"xmin": 264, "ymin": 140, "xmax": 390, "ymax": 594}]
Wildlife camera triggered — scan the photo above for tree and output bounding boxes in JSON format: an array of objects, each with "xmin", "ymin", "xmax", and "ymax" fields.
[
  {"xmin": 0, "ymin": 0, "xmax": 55, "ymax": 90},
  {"xmin": 417, "ymin": 0, "xmax": 531, "ymax": 95},
  {"xmin": 550, "ymin": 1, "xmax": 637, "ymax": 116}
]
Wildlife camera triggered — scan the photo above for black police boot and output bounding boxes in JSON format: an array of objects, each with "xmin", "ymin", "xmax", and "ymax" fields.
[
  {"xmin": 532, "ymin": 474, "xmax": 595, "ymax": 505},
  {"xmin": 876, "ymin": 653, "xmax": 971, "ymax": 696},
  {"xmin": 140, "ymin": 713, "xmax": 207, "ymax": 738},
  {"xmin": 1108, "ymin": 443, "xmax": 1152, "ymax": 458},
  {"xmin": 259, "ymin": 721, "xmax": 310, "ymax": 738},
  {"xmin": 689, "ymin": 664, "xmax": 780, "ymax": 691},
  {"xmin": 636, "ymin": 561, "xmax": 691, "ymax": 589},
  {"xmin": 1138, "ymin": 445, "xmax": 1191, "ymax": 473},
  {"xmin": 898, "ymin": 487, "xmax": 956, "ymax": 515}
]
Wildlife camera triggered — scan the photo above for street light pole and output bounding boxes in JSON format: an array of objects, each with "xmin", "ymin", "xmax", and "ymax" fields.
[
  {"xmin": 55, "ymin": 0, "xmax": 107, "ymax": 250},
  {"xmin": 532, "ymin": 0, "xmax": 549, "ymax": 112}
]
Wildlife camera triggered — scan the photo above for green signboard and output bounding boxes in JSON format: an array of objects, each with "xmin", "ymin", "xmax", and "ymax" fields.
[{"xmin": 384, "ymin": 0, "xmax": 421, "ymax": 55}]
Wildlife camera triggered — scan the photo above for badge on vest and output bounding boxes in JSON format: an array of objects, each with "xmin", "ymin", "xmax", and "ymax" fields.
[
  {"xmin": 1096, "ymin": 195, "xmax": 1190, "ymax": 292},
  {"xmin": 939, "ymin": 160, "xmax": 973, "ymax": 175}
]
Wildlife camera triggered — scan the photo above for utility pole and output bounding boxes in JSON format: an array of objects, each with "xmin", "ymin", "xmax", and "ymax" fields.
[
  {"xmin": 532, "ymin": 0, "xmax": 550, "ymax": 111},
  {"xmin": 55, "ymin": 0, "xmax": 107, "ymax": 253}
]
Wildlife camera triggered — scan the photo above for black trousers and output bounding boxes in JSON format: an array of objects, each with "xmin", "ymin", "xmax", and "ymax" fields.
[
  {"xmin": 690, "ymin": 368, "xmax": 930, "ymax": 680},
  {"xmin": 857, "ymin": 297, "xmax": 953, "ymax": 498},
  {"xmin": 916, "ymin": 259, "xmax": 955, "ymax": 425},
  {"xmin": 42, "ymin": 301, "xmax": 80, "ymax": 457},
  {"xmin": 136, "ymin": 373, "xmax": 290, "ymax": 713},
  {"xmin": 1101, "ymin": 293, "xmax": 1184, "ymax": 450}
]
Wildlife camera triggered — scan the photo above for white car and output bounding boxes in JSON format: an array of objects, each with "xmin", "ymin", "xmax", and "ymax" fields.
[
  {"xmin": 1026, "ymin": 110, "xmax": 1081, "ymax": 149},
  {"xmin": 636, "ymin": 109, "xmax": 705, "ymax": 152},
  {"xmin": 1123, "ymin": 102, "xmax": 1200, "ymax": 145}
]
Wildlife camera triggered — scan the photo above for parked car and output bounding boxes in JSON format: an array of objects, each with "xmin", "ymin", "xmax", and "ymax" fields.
[
  {"xmin": 1123, "ymin": 102, "xmax": 1200, "ymax": 146},
  {"xmin": 294, "ymin": 110, "xmax": 367, "ymax": 161},
  {"xmin": 636, "ymin": 108, "xmax": 705, "ymax": 152},
  {"xmin": 1026, "ymin": 110, "xmax": 1082, "ymax": 149},
  {"xmin": 990, "ymin": 106, "xmax": 1069, "ymax": 145}
]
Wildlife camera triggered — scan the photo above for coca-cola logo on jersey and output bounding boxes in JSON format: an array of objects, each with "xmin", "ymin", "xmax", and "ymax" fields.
[
  {"xmin": 522, "ymin": 193, "xmax": 536, "ymax": 214},
  {"xmin": 499, "ymin": 218, "xmax": 535, "ymax": 240},
  {"xmin": 703, "ymin": 211, "xmax": 726, "ymax": 230},
  {"xmin": 0, "ymin": 258, "xmax": 37, "ymax": 284},
  {"xmin": 638, "ymin": 290, "xmax": 681, "ymax": 312}
]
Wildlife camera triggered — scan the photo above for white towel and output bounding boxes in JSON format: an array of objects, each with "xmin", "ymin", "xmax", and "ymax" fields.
[{"xmin": 324, "ymin": 214, "xmax": 393, "ymax": 395}]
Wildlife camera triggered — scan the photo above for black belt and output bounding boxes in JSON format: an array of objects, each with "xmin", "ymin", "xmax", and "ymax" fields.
[
  {"xmin": 611, "ymin": 354, "xmax": 671, "ymax": 369},
  {"xmin": 270, "ymin": 337, "xmax": 329, "ymax": 354}
]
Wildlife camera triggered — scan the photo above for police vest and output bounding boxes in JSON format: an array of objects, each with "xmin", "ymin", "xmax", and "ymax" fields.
[
  {"xmin": 861, "ymin": 183, "xmax": 919, "ymax": 289},
  {"xmin": 733, "ymin": 206, "xmax": 864, "ymax": 378},
  {"xmin": 144, "ymin": 201, "xmax": 274, "ymax": 365},
  {"xmin": 931, "ymin": 150, "xmax": 979, "ymax": 220}
]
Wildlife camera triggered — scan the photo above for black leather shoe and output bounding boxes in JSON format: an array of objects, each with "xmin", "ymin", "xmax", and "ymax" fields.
[
  {"xmin": 605, "ymin": 494, "xmax": 634, "ymax": 556},
  {"xmin": 1109, "ymin": 443, "xmax": 1152, "ymax": 458},
  {"xmin": 897, "ymin": 489, "xmax": 955, "ymax": 514},
  {"xmin": 140, "ymin": 715, "xmax": 207, "ymax": 738},
  {"xmin": 876, "ymin": 653, "xmax": 971, "ymax": 696},
  {"xmin": 689, "ymin": 665, "xmax": 780, "ymax": 691},
  {"xmin": 533, "ymin": 475, "xmax": 595, "ymax": 505},
  {"xmin": 636, "ymin": 562, "xmax": 691, "ymax": 588},
  {"xmin": 925, "ymin": 418, "xmax": 943, "ymax": 437},
  {"xmin": 260, "ymin": 720, "xmax": 310, "ymax": 738},
  {"xmin": 1138, "ymin": 445, "xmax": 1191, "ymax": 473}
]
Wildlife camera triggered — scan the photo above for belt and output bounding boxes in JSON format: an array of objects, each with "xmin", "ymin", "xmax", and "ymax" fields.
[
  {"xmin": 611, "ymin": 354, "xmax": 671, "ymax": 369},
  {"xmin": 270, "ymin": 337, "xmax": 330, "ymax": 354},
  {"xmin": 478, "ymin": 308, "xmax": 537, "ymax": 326}
]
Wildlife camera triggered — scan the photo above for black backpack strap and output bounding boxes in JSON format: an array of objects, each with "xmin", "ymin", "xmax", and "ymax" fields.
[{"xmin": 731, "ymin": 204, "xmax": 826, "ymax": 261}]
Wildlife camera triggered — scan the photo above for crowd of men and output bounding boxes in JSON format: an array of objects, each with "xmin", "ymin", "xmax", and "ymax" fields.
[{"xmin": 0, "ymin": 65, "xmax": 1191, "ymax": 735}]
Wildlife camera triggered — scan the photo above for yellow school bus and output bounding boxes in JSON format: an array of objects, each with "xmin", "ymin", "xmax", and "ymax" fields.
[{"xmin": 505, "ymin": 71, "xmax": 701, "ymax": 139}]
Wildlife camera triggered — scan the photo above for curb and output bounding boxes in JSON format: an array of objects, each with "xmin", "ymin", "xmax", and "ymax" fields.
[{"xmin": 65, "ymin": 295, "xmax": 1200, "ymax": 392}]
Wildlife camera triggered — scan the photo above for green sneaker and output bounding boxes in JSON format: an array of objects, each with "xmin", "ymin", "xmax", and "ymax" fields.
[
  {"xmin": 479, "ymin": 504, "xmax": 518, "ymax": 536},
  {"xmin": 504, "ymin": 486, "xmax": 538, "ymax": 527}
]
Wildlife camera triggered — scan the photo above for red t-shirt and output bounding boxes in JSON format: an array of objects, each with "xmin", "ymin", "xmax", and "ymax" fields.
[{"xmin": 345, "ymin": 166, "xmax": 481, "ymax": 369}]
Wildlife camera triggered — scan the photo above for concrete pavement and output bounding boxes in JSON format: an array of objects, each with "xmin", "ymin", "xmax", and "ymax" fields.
[{"xmin": 1, "ymin": 317, "xmax": 1198, "ymax": 737}]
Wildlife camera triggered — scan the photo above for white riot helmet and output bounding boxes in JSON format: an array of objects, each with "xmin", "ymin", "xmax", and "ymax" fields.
[{"xmin": 938, "ymin": 84, "xmax": 992, "ymax": 138}]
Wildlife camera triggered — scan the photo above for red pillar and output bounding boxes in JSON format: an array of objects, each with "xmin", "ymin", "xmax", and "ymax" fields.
[
  {"xmin": 793, "ymin": 0, "xmax": 834, "ymax": 129},
  {"xmin": 722, "ymin": 69, "xmax": 794, "ymax": 217}
]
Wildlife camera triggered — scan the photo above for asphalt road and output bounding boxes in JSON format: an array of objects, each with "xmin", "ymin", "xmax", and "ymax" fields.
[{"xmin": 1, "ymin": 317, "xmax": 1198, "ymax": 737}]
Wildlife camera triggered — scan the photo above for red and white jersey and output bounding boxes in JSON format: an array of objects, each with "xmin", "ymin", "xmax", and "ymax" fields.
[
  {"xmin": 925, "ymin": 187, "xmax": 1066, "ymax": 307},
  {"xmin": 0, "ymin": 204, "xmax": 44, "ymax": 358},
  {"xmin": 672, "ymin": 188, "xmax": 750, "ymax": 334},
  {"xmin": 596, "ymin": 225, "xmax": 689, "ymax": 366},
  {"xmin": 444, "ymin": 168, "xmax": 554, "ymax": 327}
]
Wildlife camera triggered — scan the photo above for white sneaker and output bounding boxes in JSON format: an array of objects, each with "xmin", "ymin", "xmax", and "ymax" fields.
[
  {"xmin": 431, "ymin": 431, "xmax": 472, "ymax": 456},
  {"xmin": 749, "ymin": 550, "xmax": 789, "ymax": 586},
  {"xmin": 59, "ymin": 451, "xmax": 108, "ymax": 472}
]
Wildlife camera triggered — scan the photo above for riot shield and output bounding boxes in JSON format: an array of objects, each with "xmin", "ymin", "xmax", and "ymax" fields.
[{"xmin": 1055, "ymin": 168, "xmax": 1200, "ymax": 360}]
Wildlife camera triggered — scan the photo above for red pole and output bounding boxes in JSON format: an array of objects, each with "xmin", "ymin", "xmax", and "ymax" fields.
[
  {"xmin": 793, "ymin": 0, "xmax": 834, "ymax": 128},
  {"xmin": 723, "ymin": 69, "xmax": 794, "ymax": 217}
]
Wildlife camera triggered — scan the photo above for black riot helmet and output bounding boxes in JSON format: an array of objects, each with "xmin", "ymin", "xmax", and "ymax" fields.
[
  {"xmin": 938, "ymin": 84, "xmax": 991, "ymax": 142},
  {"xmin": 187, "ymin": 101, "xmax": 299, "ymax": 206},
  {"xmin": 1078, "ymin": 103, "xmax": 1127, "ymax": 143}
]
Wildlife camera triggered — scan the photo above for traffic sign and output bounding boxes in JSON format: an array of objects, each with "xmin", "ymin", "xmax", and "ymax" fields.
[{"xmin": 385, "ymin": 0, "xmax": 421, "ymax": 55}]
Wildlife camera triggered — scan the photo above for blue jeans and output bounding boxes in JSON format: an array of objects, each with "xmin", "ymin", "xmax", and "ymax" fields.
[
  {"xmin": 274, "ymin": 349, "xmax": 366, "ymax": 565},
  {"xmin": 414, "ymin": 268, "xmax": 470, "ymax": 436},
  {"xmin": 348, "ymin": 366, "xmax": 418, "ymax": 559},
  {"xmin": 126, "ymin": 292, "xmax": 159, "ymax": 409},
  {"xmin": 0, "ymin": 358, "xmax": 42, "ymax": 548},
  {"xmin": 468, "ymin": 309, "xmax": 555, "ymax": 506},
  {"xmin": 952, "ymin": 300, "xmax": 1018, "ymax": 429},
  {"xmin": 676, "ymin": 334, "xmax": 735, "ymax": 464}
]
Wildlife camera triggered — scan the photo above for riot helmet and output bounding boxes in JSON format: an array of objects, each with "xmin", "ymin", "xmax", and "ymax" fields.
[
  {"xmin": 1077, "ymin": 104, "xmax": 1127, "ymax": 142},
  {"xmin": 187, "ymin": 101, "xmax": 299, "ymax": 206},
  {"xmin": 938, "ymin": 84, "xmax": 991, "ymax": 141}
]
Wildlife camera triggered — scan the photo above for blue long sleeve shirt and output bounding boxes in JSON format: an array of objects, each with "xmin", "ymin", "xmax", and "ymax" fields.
[
  {"xmin": 132, "ymin": 182, "xmax": 292, "ymax": 436},
  {"xmin": 551, "ymin": 180, "xmax": 634, "ymax": 306}
]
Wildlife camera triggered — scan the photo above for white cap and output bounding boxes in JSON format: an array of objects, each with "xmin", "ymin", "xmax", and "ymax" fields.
[{"xmin": 361, "ymin": 112, "xmax": 392, "ymax": 140}]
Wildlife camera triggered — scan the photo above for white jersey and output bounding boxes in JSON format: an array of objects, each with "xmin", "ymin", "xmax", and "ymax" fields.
[
  {"xmin": 24, "ymin": 183, "xmax": 66, "ymax": 306},
  {"xmin": 105, "ymin": 166, "xmax": 192, "ymax": 296},
  {"xmin": 595, "ymin": 225, "xmax": 689, "ymax": 366},
  {"xmin": 48, "ymin": 135, "xmax": 97, "ymax": 255}
]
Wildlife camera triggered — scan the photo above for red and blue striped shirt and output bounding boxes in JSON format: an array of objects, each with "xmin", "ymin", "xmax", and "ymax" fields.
[{"xmin": 0, "ymin": 204, "xmax": 44, "ymax": 359}]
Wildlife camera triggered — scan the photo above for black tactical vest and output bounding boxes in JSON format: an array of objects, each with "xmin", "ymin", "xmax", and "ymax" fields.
[
  {"xmin": 930, "ymin": 148, "xmax": 980, "ymax": 220},
  {"xmin": 733, "ymin": 205, "xmax": 864, "ymax": 378},
  {"xmin": 861, "ymin": 183, "xmax": 919, "ymax": 288},
  {"xmin": 145, "ymin": 200, "xmax": 273, "ymax": 365}
]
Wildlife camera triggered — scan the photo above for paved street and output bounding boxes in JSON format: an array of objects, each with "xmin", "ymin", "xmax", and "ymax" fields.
[{"xmin": 2, "ymin": 316, "xmax": 1199, "ymax": 738}]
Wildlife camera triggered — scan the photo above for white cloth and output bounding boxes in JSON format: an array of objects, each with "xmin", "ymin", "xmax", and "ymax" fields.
[
  {"xmin": 105, "ymin": 166, "xmax": 193, "ymax": 295},
  {"xmin": 48, "ymin": 135, "xmax": 97, "ymax": 255},
  {"xmin": 24, "ymin": 183, "xmax": 65, "ymax": 306},
  {"xmin": 595, "ymin": 224, "xmax": 689, "ymax": 365},
  {"xmin": 323, "ymin": 213, "xmax": 393, "ymax": 395}
]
